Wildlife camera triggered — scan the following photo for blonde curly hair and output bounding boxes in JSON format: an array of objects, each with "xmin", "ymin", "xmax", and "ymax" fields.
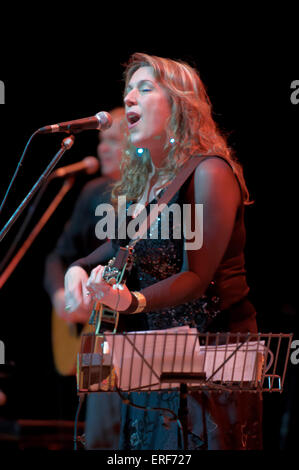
[{"xmin": 112, "ymin": 53, "xmax": 251, "ymax": 206}]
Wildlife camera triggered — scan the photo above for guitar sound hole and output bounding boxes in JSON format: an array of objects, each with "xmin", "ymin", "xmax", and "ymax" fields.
[{"xmin": 76, "ymin": 323, "xmax": 84, "ymax": 335}]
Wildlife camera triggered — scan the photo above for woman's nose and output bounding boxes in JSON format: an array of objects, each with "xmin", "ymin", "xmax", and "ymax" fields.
[{"xmin": 124, "ymin": 88, "xmax": 137, "ymax": 107}]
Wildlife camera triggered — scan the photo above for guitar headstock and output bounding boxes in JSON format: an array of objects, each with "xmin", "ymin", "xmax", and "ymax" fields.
[{"xmin": 102, "ymin": 245, "xmax": 134, "ymax": 286}]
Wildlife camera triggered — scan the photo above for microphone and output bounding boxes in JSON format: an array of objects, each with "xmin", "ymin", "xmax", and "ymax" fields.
[
  {"xmin": 52, "ymin": 156, "xmax": 100, "ymax": 178},
  {"xmin": 38, "ymin": 111, "xmax": 112, "ymax": 134}
]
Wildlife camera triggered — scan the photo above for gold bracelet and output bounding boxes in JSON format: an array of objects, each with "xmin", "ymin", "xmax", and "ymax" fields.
[{"xmin": 131, "ymin": 291, "xmax": 147, "ymax": 314}]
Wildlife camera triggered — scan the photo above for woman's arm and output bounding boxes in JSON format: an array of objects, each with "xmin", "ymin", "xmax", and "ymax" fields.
[
  {"xmin": 63, "ymin": 239, "xmax": 118, "ymax": 321},
  {"xmin": 68, "ymin": 239, "xmax": 117, "ymax": 273}
]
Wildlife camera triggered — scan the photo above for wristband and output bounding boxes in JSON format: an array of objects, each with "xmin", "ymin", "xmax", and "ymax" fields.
[{"xmin": 130, "ymin": 291, "xmax": 147, "ymax": 314}]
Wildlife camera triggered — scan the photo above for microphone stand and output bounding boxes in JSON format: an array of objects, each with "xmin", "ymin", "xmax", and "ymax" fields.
[
  {"xmin": 0, "ymin": 172, "xmax": 53, "ymax": 272},
  {"xmin": 0, "ymin": 176, "xmax": 75, "ymax": 289},
  {"xmin": 0, "ymin": 134, "xmax": 75, "ymax": 243}
]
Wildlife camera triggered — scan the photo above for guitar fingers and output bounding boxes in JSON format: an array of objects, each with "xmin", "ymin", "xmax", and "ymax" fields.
[
  {"xmin": 87, "ymin": 265, "xmax": 105, "ymax": 293},
  {"xmin": 87, "ymin": 265, "xmax": 102, "ymax": 283},
  {"xmin": 81, "ymin": 279, "xmax": 94, "ymax": 306}
]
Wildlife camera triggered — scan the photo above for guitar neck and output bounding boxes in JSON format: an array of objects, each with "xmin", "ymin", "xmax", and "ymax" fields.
[{"xmin": 90, "ymin": 245, "xmax": 134, "ymax": 334}]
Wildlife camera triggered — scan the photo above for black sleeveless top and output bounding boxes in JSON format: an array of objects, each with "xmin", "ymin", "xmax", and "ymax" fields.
[{"xmin": 113, "ymin": 160, "xmax": 257, "ymax": 334}]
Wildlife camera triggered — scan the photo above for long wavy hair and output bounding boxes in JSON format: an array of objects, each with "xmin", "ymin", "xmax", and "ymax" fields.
[{"xmin": 111, "ymin": 53, "xmax": 251, "ymax": 206}]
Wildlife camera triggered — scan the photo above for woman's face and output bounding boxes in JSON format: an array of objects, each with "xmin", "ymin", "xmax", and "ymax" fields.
[{"xmin": 124, "ymin": 66, "xmax": 172, "ymax": 161}]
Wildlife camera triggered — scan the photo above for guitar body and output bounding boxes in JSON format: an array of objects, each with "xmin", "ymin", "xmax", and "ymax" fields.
[{"xmin": 51, "ymin": 309, "xmax": 93, "ymax": 376}]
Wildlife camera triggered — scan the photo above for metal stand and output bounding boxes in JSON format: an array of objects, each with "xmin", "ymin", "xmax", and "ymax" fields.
[
  {"xmin": 0, "ymin": 176, "xmax": 75, "ymax": 288},
  {"xmin": 75, "ymin": 329, "xmax": 293, "ymax": 450},
  {"xmin": 0, "ymin": 134, "xmax": 75, "ymax": 242},
  {"xmin": 178, "ymin": 382, "xmax": 188, "ymax": 450}
]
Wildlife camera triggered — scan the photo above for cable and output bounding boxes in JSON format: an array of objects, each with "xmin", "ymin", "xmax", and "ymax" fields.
[
  {"xmin": 0, "ymin": 129, "xmax": 39, "ymax": 215},
  {"xmin": 115, "ymin": 387, "xmax": 185, "ymax": 449},
  {"xmin": 73, "ymin": 394, "xmax": 85, "ymax": 450}
]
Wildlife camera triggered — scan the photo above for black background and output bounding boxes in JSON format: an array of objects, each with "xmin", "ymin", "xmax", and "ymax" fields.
[{"xmin": 0, "ymin": 9, "xmax": 298, "ymax": 451}]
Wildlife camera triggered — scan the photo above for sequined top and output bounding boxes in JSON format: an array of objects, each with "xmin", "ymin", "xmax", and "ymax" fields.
[{"xmin": 115, "ymin": 185, "xmax": 242, "ymax": 333}]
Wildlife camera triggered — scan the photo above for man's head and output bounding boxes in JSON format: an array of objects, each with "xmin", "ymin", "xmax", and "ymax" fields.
[{"xmin": 97, "ymin": 107, "xmax": 126, "ymax": 180}]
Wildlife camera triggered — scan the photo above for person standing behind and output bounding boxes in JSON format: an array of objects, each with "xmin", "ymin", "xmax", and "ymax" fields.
[
  {"xmin": 43, "ymin": 107, "xmax": 126, "ymax": 449},
  {"xmin": 44, "ymin": 107, "xmax": 125, "ymax": 321}
]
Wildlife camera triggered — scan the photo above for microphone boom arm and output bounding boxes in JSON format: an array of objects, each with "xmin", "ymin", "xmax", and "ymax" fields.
[{"xmin": 0, "ymin": 134, "xmax": 75, "ymax": 243}]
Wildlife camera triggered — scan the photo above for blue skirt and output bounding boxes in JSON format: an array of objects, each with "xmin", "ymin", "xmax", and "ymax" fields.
[{"xmin": 118, "ymin": 390, "xmax": 263, "ymax": 450}]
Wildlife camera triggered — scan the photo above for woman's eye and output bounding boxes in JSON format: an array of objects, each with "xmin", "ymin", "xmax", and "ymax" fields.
[{"xmin": 141, "ymin": 88, "xmax": 152, "ymax": 93}]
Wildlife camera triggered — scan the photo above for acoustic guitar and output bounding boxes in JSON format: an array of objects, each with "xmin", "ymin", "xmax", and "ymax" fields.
[
  {"xmin": 51, "ymin": 244, "xmax": 134, "ymax": 376},
  {"xmin": 51, "ymin": 310, "xmax": 92, "ymax": 376}
]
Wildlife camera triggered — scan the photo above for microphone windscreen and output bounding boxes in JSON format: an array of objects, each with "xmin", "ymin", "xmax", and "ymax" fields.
[{"xmin": 96, "ymin": 111, "xmax": 113, "ymax": 131}]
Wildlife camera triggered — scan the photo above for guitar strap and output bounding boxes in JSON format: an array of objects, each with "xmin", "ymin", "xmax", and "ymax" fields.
[
  {"xmin": 129, "ymin": 154, "xmax": 208, "ymax": 246},
  {"xmin": 91, "ymin": 155, "xmax": 209, "ymax": 332}
]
